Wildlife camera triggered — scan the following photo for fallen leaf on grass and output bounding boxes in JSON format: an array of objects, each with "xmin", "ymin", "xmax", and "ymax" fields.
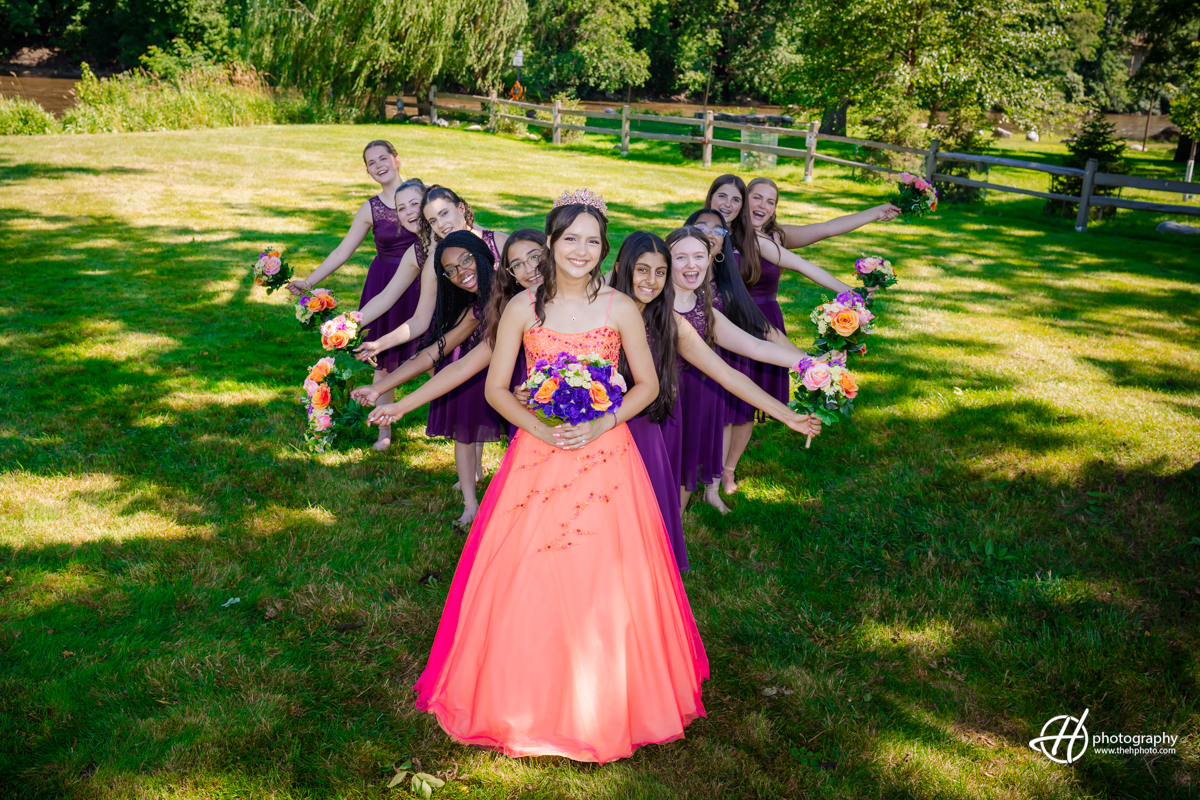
[
  {"xmin": 334, "ymin": 622, "xmax": 364, "ymax": 632},
  {"xmin": 263, "ymin": 601, "xmax": 283, "ymax": 620},
  {"xmin": 760, "ymin": 686, "xmax": 794, "ymax": 697},
  {"xmin": 62, "ymin": 650, "xmax": 75, "ymax": 658},
  {"xmin": 984, "ymin": 771, "xmax": 997, "ymax": 778},
  {"xmin": 221, "ymin": 597, "xmax": 241, "ymax": 608}
]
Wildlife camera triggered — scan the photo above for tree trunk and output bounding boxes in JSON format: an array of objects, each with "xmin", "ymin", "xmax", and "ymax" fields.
[
  {"xmin": 819, "ymin": 102, "xmax": 849, "ymax": 136},
  {"xmin": 1174, "ymin": 135, "xmax": 1194, "ymax": 164}
]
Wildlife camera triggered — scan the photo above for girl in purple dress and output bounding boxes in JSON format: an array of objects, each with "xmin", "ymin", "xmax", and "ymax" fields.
[
  {"xmin": 357, "ymin": 186, "xmax": 507, "ymax": 482},
  {"xmin": 703, "ymin": 175, "xmax": 866, "ymax": 494},
  {"xmin": 609, "ymin": 231, "xmax": 822, "ymax": 568},
  {"xmin": 286, "ymin": 141, "xmax": 420, "ymax": 450},
  {"xmin": 662, "ymin": 227, "xmax": 810, "ymax": 514}
]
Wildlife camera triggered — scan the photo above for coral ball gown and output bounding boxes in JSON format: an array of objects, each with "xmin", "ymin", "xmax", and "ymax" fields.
[{"xmin": 414, "ymin": 323, "xmax": 709, "ymax": 763}]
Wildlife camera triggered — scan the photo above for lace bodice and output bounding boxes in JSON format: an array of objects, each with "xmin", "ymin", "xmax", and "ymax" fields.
[
  {"xmin": 369, "ymin": 196, "xmax": 418, "ymax": 260},
  {"xmin": 522, "ymin": 327, "xmax": 622, "ymax": 377}
]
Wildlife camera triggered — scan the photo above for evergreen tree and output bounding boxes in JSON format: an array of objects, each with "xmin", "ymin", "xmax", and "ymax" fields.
[{"xmin": 1047, "ymin": 108, "xmax": 1128, "ymax": 219}]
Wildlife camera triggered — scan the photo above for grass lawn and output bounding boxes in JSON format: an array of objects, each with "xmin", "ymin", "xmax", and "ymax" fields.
[{"xmin": 1, "ymin": 123, "xmax": 1198, "ymax": 799}]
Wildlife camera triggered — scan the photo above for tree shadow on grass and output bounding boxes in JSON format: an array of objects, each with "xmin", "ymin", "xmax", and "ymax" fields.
[{"xmin": 0, "ymin": 158, "xmax": 150, "ymax": 186}]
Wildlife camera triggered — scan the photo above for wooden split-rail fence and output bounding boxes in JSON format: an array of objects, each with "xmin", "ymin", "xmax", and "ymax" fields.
[{"xmin": 403, "ymin": 87, "xmax": 1200, "ymax": 233}]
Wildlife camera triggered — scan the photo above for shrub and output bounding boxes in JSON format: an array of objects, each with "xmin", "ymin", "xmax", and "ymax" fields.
[
  {"xmin": 0, "ymin": 97, "xmax": 59, "ymax": 135},
  {"xmin": 60, "ymin": 61, "xmax": 278, "ymax": 134},
  {"xmin": 861, "ymin": 100, "xmax": 927, "ymax": 177},
  {"xmin": 536, "ymin": 91, "xmax": 586, "ymax": 144},
  {"xmin": 1046, "ymin": 108, "xmax": 1127, "ymax": 220}
]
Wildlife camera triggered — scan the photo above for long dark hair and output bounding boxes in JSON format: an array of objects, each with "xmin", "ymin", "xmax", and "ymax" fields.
[
  {"xmin": 686, "ymin": 207, "xmax": 772, "ymax": 339},
  {"xmin": 534, "ymin": 204, "xmax": 609, "ymax": 327},
  {"xmin": 421, "ymin": 230, "xmax": 496, "ymax": 364},
  {"xmin": 486, "ymin": 228, "xmax": 546, "ymax": 348},
  {"xmin": 746, "ymin": 177, "xmax": 784, "ymax": 241},
  {"xmin": 418, "ymin": 185, "xmax": 476, "ymax": 254},
  {"xmin": 665, "ymin": 226, "xmax": 717, "ymax": 348},
  {"xmin": 706, "ymin": 174, "xmax": 762, "ymax": 288},
  {"xmin": 610, "ymin": 232, "xmax": 678, "ymax": 424}
]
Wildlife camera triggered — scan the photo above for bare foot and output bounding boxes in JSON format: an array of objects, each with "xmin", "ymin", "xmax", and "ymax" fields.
[
  {"xmin": 720, "ymin": 468, "xmax": 738, "ymax": 494},
  {"xmin": 372, "ymin": 437, "xmax": 392, "ymax": 451},
  {"xmin": 704, "ymin": 488, "xmax": 730, "ymax": 515},
  {"xmin": 457, "ymin": 505, "xmax": 478, "ymax": 526}
]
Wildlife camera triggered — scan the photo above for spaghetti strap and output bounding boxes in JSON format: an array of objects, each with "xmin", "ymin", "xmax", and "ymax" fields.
[{"xmin": 604, "ymin": 289, "xmax": 615, "ymax": 324}]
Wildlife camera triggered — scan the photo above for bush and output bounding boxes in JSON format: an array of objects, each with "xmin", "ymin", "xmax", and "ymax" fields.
[
  {"xmin": 1046, "ymin": 108, "xmax": 1127, "ymax": 220},
  {"xmin": 536, "ymin": 91, "xmax": 586, "ymax": 144},
  {"xmin": 0, "ymin": 97, "xmax": 59, "ymax": 135},
  {"xmin": 60, "ymin": 61, "xmax": 278, "ymax": 134},
  {"xmin": 861, "ymin": 100, "xmax": 927, "ymax": 177}
]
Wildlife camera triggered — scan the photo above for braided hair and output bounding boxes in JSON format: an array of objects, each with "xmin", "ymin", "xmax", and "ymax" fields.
[
  {"xmin": 420, "ymin": 230, "xmax": 496, "ymax": 365},
  {"xmin": 685, "ymin": 207, "xmax": 772, "ymax": 339},
  {"xmin": 610, "ymin": 232, "xmax": 678, "ymax": 424}
]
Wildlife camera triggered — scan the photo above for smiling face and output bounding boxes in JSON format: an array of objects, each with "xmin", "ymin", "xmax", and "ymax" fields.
[
  {"xmin": 669, "ymin": 235, "xmax": 710, "ymax": 294},
  {"xmin": 424, "ymin": 198, "xmax": 468, "ymax": 239},
  {"xmin": 630, "ymin": 250, "xmax": 668, "ymax": 305},
  {"xmin": 395, "ymin": 186, "xmax": 425, "ymax": 233},
  {"xmin": 711, "ymin": 183, "xmax": 743, "ymax": 223},
  {"xmin": 747, "ymin": 183, "xmax": 778, "ymax": 231},
  {"xmin": 506, "ymin": 239, "xmax": 544, "ymax": 290},
  {"xmin": 440, "ymin": 246, "xmax": 478, "ymax": 293},
  {"xmin": 552, "ymin": 213, "xmax": 604, "ymax": 280},
  {"xmin": 693, "ymin": 212, "xmax": 727, "ymax": 253},
  {"xmin": 363, "ymin": 146, "xmax": 399, "ymax": 186}
]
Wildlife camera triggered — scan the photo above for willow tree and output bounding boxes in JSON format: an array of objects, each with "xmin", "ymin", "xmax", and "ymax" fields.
[{"xmin": 244, "ymin": 0, "xmax": 525, "ymax": 107}]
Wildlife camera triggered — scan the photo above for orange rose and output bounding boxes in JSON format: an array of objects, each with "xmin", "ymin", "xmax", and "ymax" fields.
[
  {"xmin": 589, "ymin": 381, "xmax": 611, "ymax": 411},
  {"xmin": 321, "ymin": 294, "xmax": 338, "ymax": 310},
  {"xmin": 308, "ymin": 363, "xmax": 330, "ymax": 382},
  {"xmin": 268, "ymin": 250, "xmax": 281, "ymax": 258},
  {"xmin": 325, "ymin": 330, "xmax": 350, "ymax": 350},
  {"xmin": 306, "ymin": 296, "xmax": 324, "ymax": 311},
  {"xmin": 311, "ymin": 384, "xmax": 332, "ymax": 409},
  {"xmin": 830, "ymin": 308, "xmax": 860, "ymax": 337},
  {"xmin": 839, "ymin": 372, "xmax": 859, "ymax": 399},
  {"xmin": 534, "ymin": 377, "xmax": 559, "ymax": 404}
]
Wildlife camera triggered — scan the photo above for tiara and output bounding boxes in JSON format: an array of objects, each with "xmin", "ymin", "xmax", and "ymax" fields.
[{"xmin": 551, "ymin": 186, "xmax": 608, "ymax": 216}]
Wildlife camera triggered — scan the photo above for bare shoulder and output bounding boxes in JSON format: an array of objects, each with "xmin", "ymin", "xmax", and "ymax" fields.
[
  {"xmin": 605, "ymin": 288, "xmax": 642, "ymax": 322},
  {"xmin": 501, "ymin": 289, "xmax": 538, "ymax": 327}
]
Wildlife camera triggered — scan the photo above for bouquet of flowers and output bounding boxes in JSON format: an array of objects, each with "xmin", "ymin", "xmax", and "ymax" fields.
[
  {"xmin": 790, "ymin": 354, "xmax": 858, "ymax": 429},
  {"xmin": 810, "ymin": 290, "xmax": 874, "ymax": 357},
  {"xmin": 855, "ymin": 255, "xmax": 898, "ymax": 293},
  {"xmin": 891, "ymin": 172, "xmax": 938, "ymax": 218},
  {"xmin": 522, "ymin": 352, "xmax": 626, "ymax": 426},
  {"xmin": 301, "ymin": 356, "xmax": 371, "ymax": 452},
  {"xmin": 252, "ymin": 247, "xmax": 292, "ymax": 294},
  {"xmin": 320, "ymin": 312, "xmax": 365, "ymax": 352},
  {"xmin": 295, "ymin": 288, "xmax": 339, "ymax": 327}
]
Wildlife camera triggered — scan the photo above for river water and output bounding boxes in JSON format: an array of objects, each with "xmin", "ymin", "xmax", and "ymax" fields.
[{"xmin": 1, "ymin": 74, "xmax": 1179, "ymax": 139}]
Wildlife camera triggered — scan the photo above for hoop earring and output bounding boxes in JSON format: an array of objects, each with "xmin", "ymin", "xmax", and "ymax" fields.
[{"xmin": 714, "ymin": 252, "xmax": 725, "ymax": 263}]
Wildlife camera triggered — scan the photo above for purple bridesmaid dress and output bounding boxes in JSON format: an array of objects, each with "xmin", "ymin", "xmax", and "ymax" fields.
[
  {"xmin": 662, "ymin": 292, "xmax": 724, "ymax": 491},
  {"xmin": 359, "ymin": 196, "xmax": 421, "ymax": 373},
  {"xmin": 745, "ymin": 254, "xmax": 790, "ymax": 405}
]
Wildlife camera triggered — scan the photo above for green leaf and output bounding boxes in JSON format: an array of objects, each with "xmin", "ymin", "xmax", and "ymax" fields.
[
  {"xmin": 387, "ymin": 769, "xmax": 409, "ymax": 788},
  {"xmin": 416, "ymin": 773, "xmax": 445, "ymax": 789}
]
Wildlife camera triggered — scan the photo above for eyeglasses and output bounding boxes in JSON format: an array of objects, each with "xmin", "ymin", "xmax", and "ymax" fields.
[
  {"xmin": 443, "ymin": 252, "xmax": 476, "ymax": 279},
  {"xmin": 694, "ymin": 224, "xmax": 728, "ymax": 237},
  {"xmin": 507, "ymin": 249, "xmax": 544, "ymax": 275}
]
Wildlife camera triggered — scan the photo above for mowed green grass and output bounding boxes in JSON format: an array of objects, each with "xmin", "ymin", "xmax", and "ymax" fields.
[{"xmin": 1, "ymin": 124, "xmax": 1198, "ymax": 800}]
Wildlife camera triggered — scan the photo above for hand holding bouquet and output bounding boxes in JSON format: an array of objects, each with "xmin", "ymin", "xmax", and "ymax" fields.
[
  {"xmin": 295, "ymin": 289, "xmax": 339, "ymax": 327},
  {"xmin": 252, "ymin": 247, "xmax": 293, "ymax": 294},
  {"xmin": 301, "ymin": 356, "xmax": 370, "ymax": 452},
  {"xmin": 890, "ymin": 172, "xmax": 938, "ymax": 218},
  {"xmin": 522, "ymin": 352, "xmax": 626, "ymax": 431},
  {"xmin": 789, "ymin": 354, "xmax": 859, "ymax": 445},
  {"xmin": 810, "ymin": 290, "xmax": 874, "ymax": 357}
]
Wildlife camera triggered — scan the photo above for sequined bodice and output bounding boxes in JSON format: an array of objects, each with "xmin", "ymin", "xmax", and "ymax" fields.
[
  {"xmin": 522, "ymin": 326, "xmax": 622, "ymax": 376},
  {"xmin": 369, "ymin": 196, "xmax": 418, "ymax": 260}
]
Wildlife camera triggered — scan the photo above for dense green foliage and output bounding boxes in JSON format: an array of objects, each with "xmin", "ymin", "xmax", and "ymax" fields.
[
  {"xmin": 1047, "ymin": 109, "xmax": 1129, "ymax": 217},
  {"xmin": 1, "ymin": 124, "xmax": 1197, "ymax": 800},
  {"xmin": 0, "ymin": 94, "xmax": 57, "ymax": 134},
  {"xmin": 1168, "ymin": 53, "xmax": 1200, "ymax": 140}
]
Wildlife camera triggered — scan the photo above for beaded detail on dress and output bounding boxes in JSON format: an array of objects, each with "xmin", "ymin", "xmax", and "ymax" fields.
[{"xmin": 522, "ymin": 327, "xmax": 622, "ymax": 376}]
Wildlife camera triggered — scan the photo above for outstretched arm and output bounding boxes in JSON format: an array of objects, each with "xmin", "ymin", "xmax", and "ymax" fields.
[
  {"xmin": 779, "ymin": 204, "xmax": 900, "ymax": 249},
  {"xmin": 356, "ymin": 253, "xmax": 438, "ymax": 360},
  {"xmin": 358, "ymin": 246, "xmax": 421, "ymax": 326},
  {"xmin": 287, "ymin": 202, "xmax": 373, "ymax": 295},
  {"xmin": 712, "ymin": 309, "xmax": 804, "ymax": 367},
  {"xmin": 676, "ymin": 320, "xmax": 820, "ymax": 442},
  {"xmin": 353, "ymin": 312, "xmax": 480, "ymax": 404},
  {"xmin": 366, "ymin": 343, "xmax": 494, "ymax": 425},
  {"xmin": 758, "ymin": 235, "xmax": 853, "ymax": 294}
]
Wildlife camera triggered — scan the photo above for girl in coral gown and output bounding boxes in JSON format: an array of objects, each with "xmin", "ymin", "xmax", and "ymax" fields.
[{"xmin": 413, "ymin": 190, "xmax": 708, "ymax": 763}]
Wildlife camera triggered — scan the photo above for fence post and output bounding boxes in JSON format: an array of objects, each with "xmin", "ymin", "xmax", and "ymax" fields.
[
  {"xmin": 488, "ymin": 90, "xmax": 497, "ymax": 132},
  {"xmin": 429, "ymin": 84, "xmax": 438, "ymax": 125},
  {"xmin": 1185, "ymin": 140, "xmax": 1197, "ymax": 201},
  {"xmin": 552, "ymin": 99, "xmax": 562, "ymax": 145},
  {"xmin": 925, "ymin": 138, "xmax": 940, "ymax": 183},
  {"xmin": 621, "ymin": 105, "xmax": 630, "ymax": 155},
  {"xmin": 1075, "ymin": 158, "xmax": 1098, "ymax": 232},
  {"xmin": 804, "ymin": 121, "xmax": 819, "ymax": 182},
  {"xmin": 703, "ymin": 110, "xmax": 714, "ymax": 168}
]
